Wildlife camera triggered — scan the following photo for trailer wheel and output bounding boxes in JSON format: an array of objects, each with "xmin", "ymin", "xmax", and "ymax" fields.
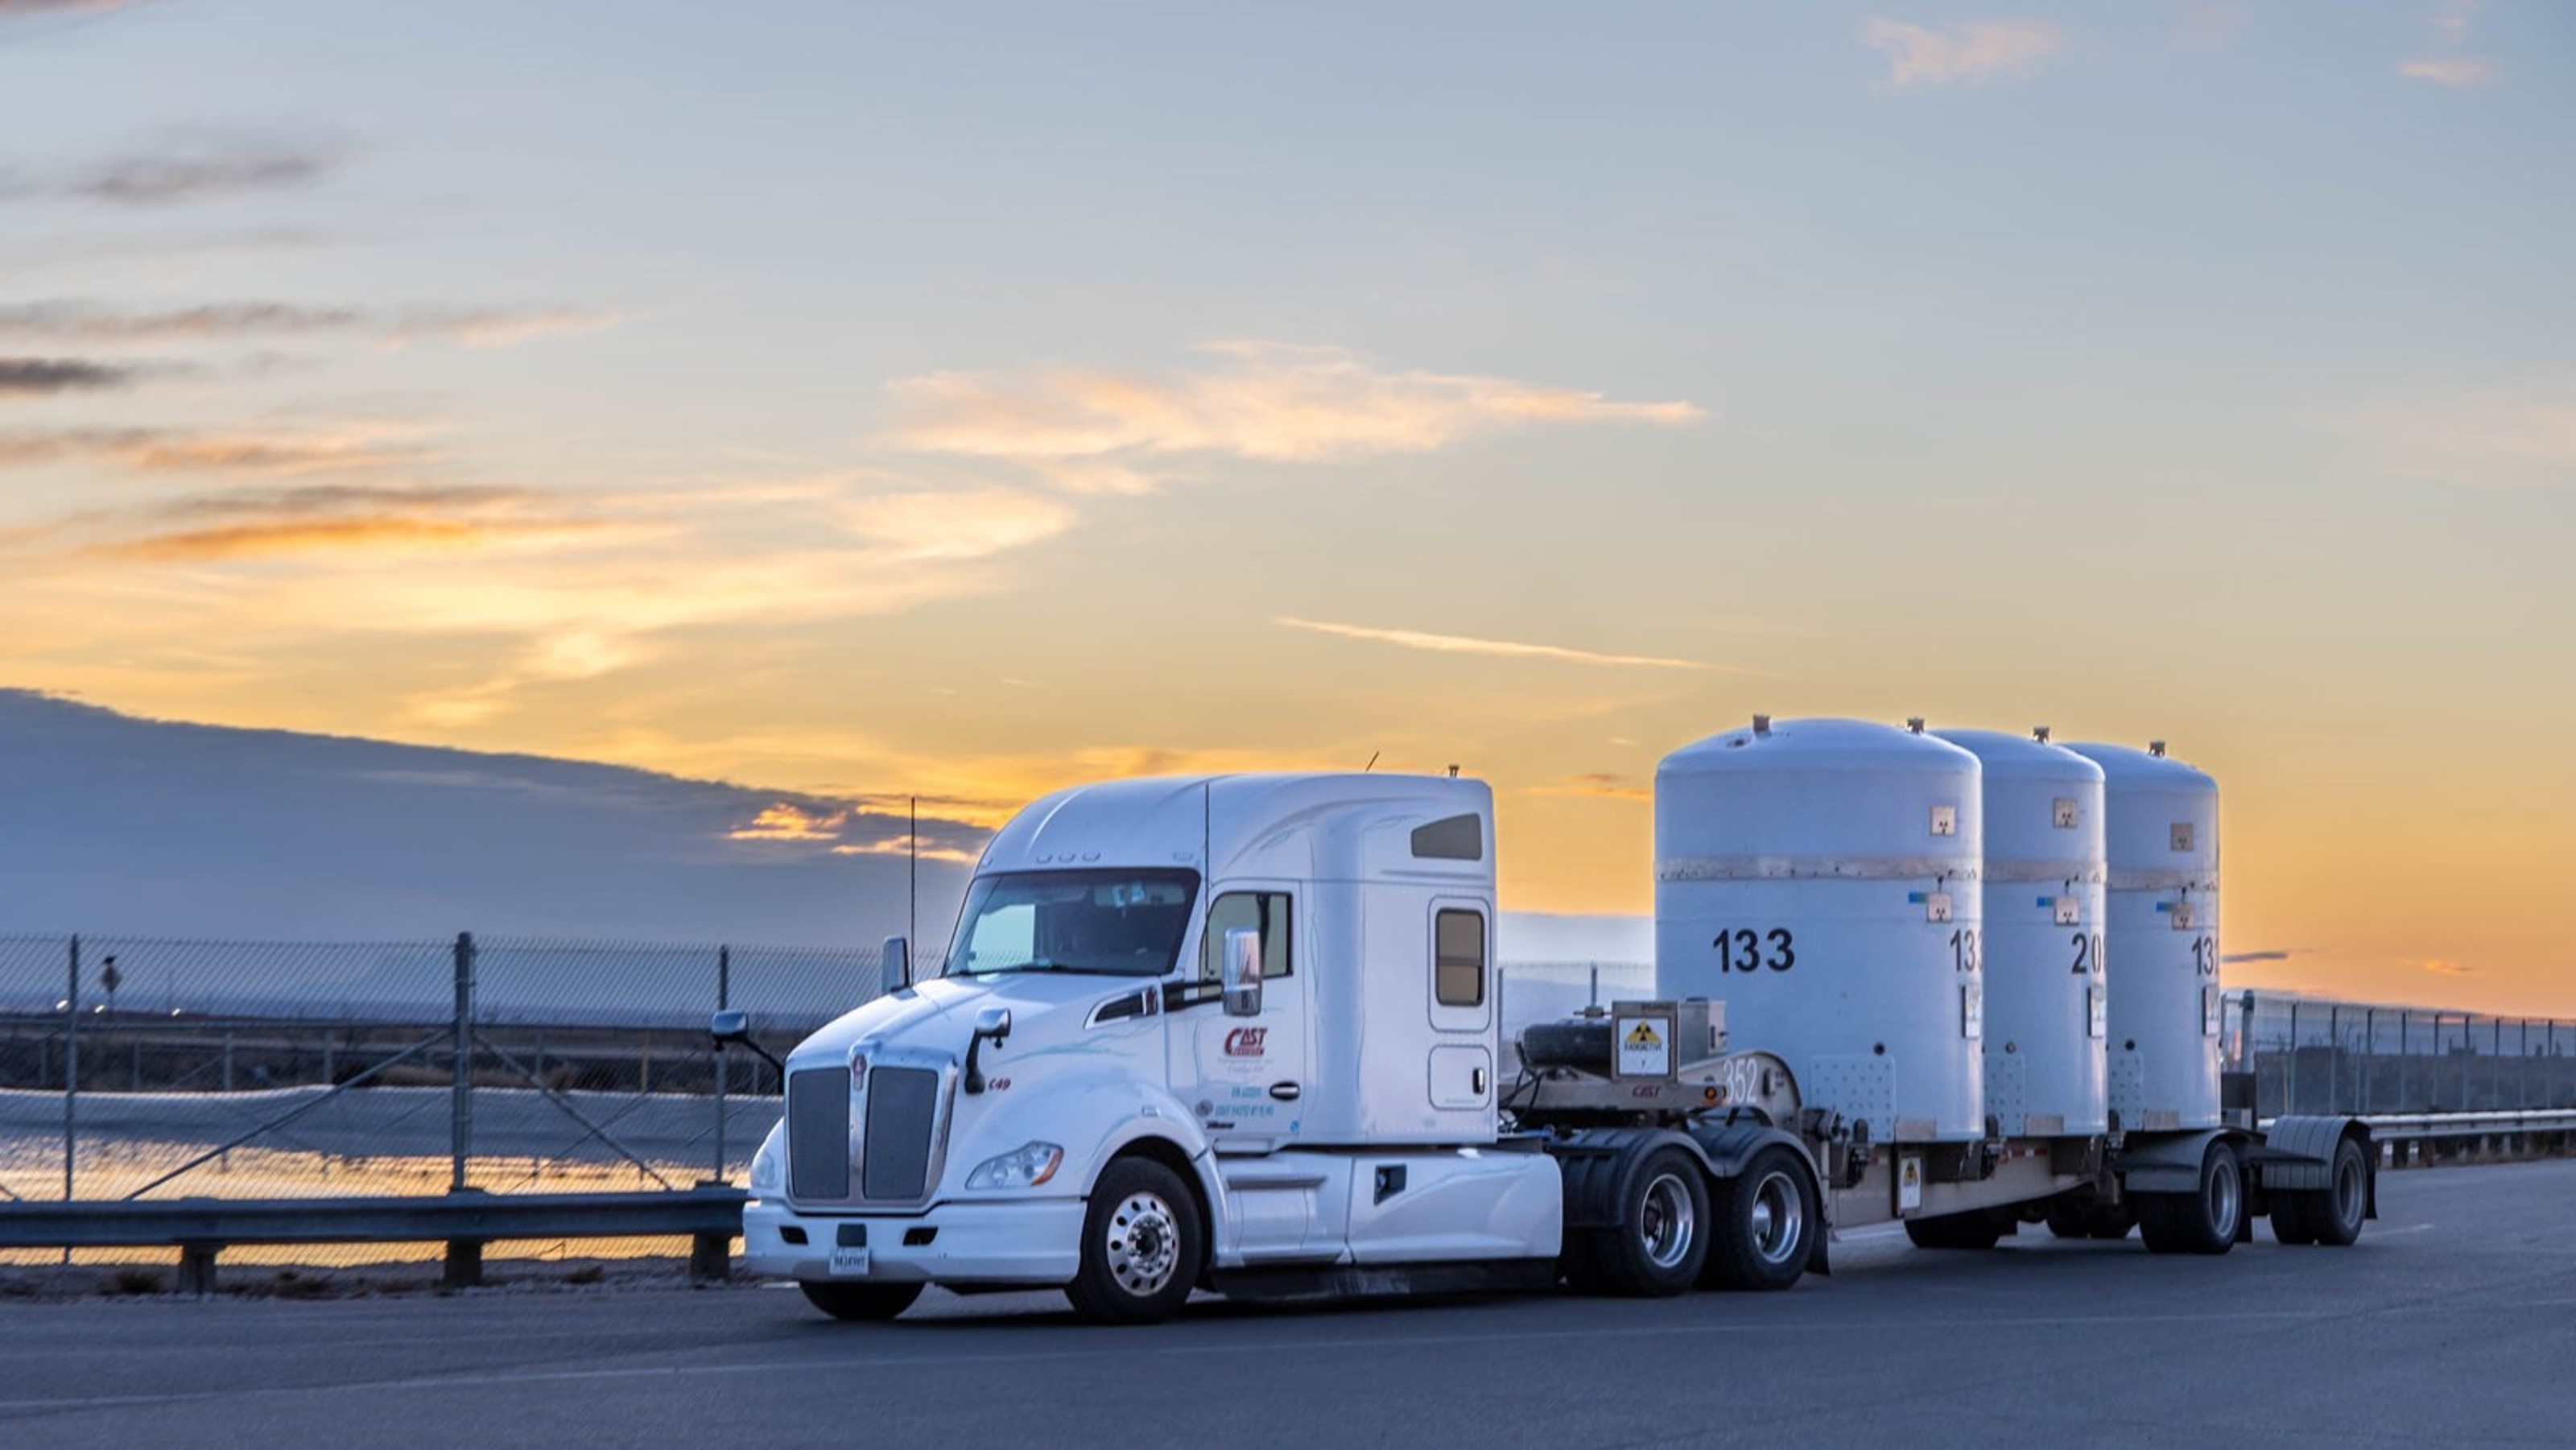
[
  {"xmin": 799, "ymin": 1281, "xmax": 924, "ymax": 1321},
  {"xmin": 2268, "ymin": 1192, "xmax": 2318, "ymax": 1245},
  {"xmin": 1065, "ymin": 1158, "xmax": 1203, "ymax": 1324},
  {"xmin": 1702, "ymin": 1145, "xmax": 1816, "ymax": 1292},
  {"xmin": 2136, "ymin": 1140, "xmax": 2241, "ymax": 1256},
  {"xmin": 1903, "ymin": 1210, "xmax": 2004, "ymax": 1250},
  {"xmin": 2085, "ymin": 1202, "xmax": 2136, "ymax": 1241},
  {"xmin": 2301, "ymin": 1136, "xmax": 2370, "ymax": 1247},
  {"xmin": 1588, "ymin": 1146, "xmax": 1709, "ymax": 1296},
  {"xmin": 2044, "ymin": 1198, "xmax": 2091, "ymax": 1240}
]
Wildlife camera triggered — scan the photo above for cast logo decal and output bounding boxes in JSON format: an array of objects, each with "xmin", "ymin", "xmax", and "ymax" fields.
[{"xmin": 1224, "ymin": 1027, "xmax": 1268, "ymax": 1057}]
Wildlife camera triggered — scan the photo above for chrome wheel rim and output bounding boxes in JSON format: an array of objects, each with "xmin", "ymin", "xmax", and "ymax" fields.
[
  {"xmin": 1748, "ymin": 1170, "xmax": 1803, "ymax": 1266},
  {"xmin": 1105, "ymin": 1192, "xmax": 1180, "ymax": 1298},
  {"xmin": 1638, "ymin": 1171, "xmax": 1696, "ymax": 1270},
  {"xmin": 2207, "ymin": 1152, "xmax": 2240, "ymax": 1237}
]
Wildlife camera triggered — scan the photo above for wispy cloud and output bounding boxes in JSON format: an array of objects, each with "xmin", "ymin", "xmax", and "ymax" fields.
[
  {"xmin": 0, "ymin": 0, "xmax": 130, "ymax": 14},
  {"xmin": 2398, "ymin": 57, "xmax": 2493, "ymax": 87},
  {"xmin": 1275, "ymin": 616, "xmax": 1715, "ymax": 670},
  {"xmin": 0, "ymin": 422, "xmax": 436, "ymax": 474},
  {"xmin": 1859, "ymin": 17, "xmax": 2066, "ymax": 90},
  {"xmin": 886, "ymin": 341, "xmax": 1703, "ymax": 488},
  {"xmin": 0, "ymin": 300, "xmax": 621, "ymax": 349},
  {"xmin": 0, "ymin": 357, "xmax": 134, "ymax": 394},
  {"xmin": 2402, "ymin": 0, "xmax": 2495, "ymax": 86},
  {"xmin": 61, "ymin": 140, "xmax": 341, "ymax": 207},
  {"xmin": 2347, "ymin": 381, "xmax": 2576, "ymax": 487},
  {"xmin": 2421, "ymin": 957, "xmax": 2477, "ymax": 977},
  {"xmin": 1529, "ymin": 771, "xmax": 1653, "ymax": 802}
]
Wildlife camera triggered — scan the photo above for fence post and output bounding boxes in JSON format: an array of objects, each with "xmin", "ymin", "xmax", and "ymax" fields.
[
  {"xmin": 451, "ymin": 932, "xmax": 476, "ymax": 1192},
  {"xmin": 713, "ymin": 945, "xmax": 730, "ymax": 1184},
  {"xmin": 63, "ymin": 934, "xmax": 80, "ymax": 1205},
  {"xmin": 2398, "ymin": 1010, "xmax": 2409, "ymax": 1112},
  {"xmin": 2286, "ymin": 999, "xmax": 2299, "ymax": 1117}
]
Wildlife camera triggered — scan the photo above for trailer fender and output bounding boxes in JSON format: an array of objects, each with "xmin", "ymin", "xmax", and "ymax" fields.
[
  {"xmin": 2251, "ymin": 1115, "xmax": 2377, "ymax": 1218},
  {"xmin": 2114, "ymin": 1129, "xmax": 2239, "ymax": 1196},
  {"xmin": 1687, "ymin": 1120, "xmax": 1831, "ymax": 1276}
]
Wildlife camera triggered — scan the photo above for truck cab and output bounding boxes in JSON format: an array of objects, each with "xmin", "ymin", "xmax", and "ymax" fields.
[{"xmin": 737, "ymin": 772, "xmax": 1566, "ymax": 1323}]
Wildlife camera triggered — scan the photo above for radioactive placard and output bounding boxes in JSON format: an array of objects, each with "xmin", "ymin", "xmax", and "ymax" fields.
[{"xmin": 1612, "ymin": 1003, "xmax": 1677, "ymax": 1080}]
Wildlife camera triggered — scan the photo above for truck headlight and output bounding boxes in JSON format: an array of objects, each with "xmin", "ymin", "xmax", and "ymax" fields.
[
  {"xmin": 966, "ymin": 1141, "xmax": 1063, "ymax": 1190},
  {"xmin": 749, "ymin": 1122, "xmax": 787, "ymax": 1197}
]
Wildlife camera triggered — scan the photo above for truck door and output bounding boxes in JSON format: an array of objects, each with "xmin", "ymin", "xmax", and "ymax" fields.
[
  {"xmin": 1426, "ymin": 899, "xmax": 1494, "ymax": 1113},
  {"xmin": 1170, "ymin": 886, "xmax": 1310, "ymax": 1151}
]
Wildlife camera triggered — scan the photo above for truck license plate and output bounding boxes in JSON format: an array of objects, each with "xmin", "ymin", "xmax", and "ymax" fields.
[{"xmin": 826, "ymin": 1247, "xmax": 870, "ymax": 1277}]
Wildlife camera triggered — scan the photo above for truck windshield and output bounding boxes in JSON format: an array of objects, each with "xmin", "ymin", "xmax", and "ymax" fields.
[{"xmin": 944, "ymin": 869, "xmax": 1199, "ymax": 979}]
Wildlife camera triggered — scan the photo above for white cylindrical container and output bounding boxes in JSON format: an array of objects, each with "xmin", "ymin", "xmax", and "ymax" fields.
[
  {"xmin": 1656, "ymin": 717, "xmax": 1985, "ymax": 1143},
  {"xmin": 1934, "ymin": 729, "xmax": 2107, "ymax": 1138},
  {"xmin": 2066, "ymin": 741, "xmax": 2221, "ymax": 1132}
]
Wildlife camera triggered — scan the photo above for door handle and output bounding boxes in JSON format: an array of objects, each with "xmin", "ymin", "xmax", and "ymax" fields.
[
  {"xmin": 1269, "ymin": 1081, "xmax": 1301, "ymax": 1101},
  {"xmin": 1472, "ymin": 1067, "xmax": 1487, "ymax": 1095}
]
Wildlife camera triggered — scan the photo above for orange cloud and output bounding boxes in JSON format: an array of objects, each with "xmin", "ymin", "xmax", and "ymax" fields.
[
  {"xmin": 1275, "ymin": 616, "xmax": 1717, "ymax": 671},
  {"xmin": 885, "ymin": 341, "xmax": 1703, "ymax": 481},
  {"xmin": 728, "ymin": 802, "xmax": 850, "ymax": 841},
  {"xmin": 1860, "ymin": 17, "xmax": 2065, "ymax": 89},
  {"xmin": 2398, "ymin": 58, "xmax": 2494, "ymax": 87},
  {"xmin": 93, "ymin": 514, "xmax": 596, "ymax": 562}
]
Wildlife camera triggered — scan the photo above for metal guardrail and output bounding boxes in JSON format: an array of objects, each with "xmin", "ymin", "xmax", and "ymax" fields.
[
  {"xmin": 2256, "ymin": 1109, "xmax": 2576, "ymax": 1170},
  {"xmin": 0, "ymin": 1186, "xmax": 746, "ymax": 1293}
]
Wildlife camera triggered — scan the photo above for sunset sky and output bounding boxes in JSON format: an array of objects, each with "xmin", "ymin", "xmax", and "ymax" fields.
[{"xmin": 3, "ymin": 2, "xmax": 2571, "ymax": 1012}]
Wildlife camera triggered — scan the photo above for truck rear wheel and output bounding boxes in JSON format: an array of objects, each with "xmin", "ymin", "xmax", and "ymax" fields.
[
  {"xmin": 799, "ymin": 1281, "xmax": 924, "ymax": 1321},
  {"xmin": 2268, "ymin": 1192, "xmax": 2318, "ymax": 1245},
  {"xmin": 1701, "ymin": 1145, "xmax": 1816, "ymax": 1292},
  {"xmin": 2298, "ymin": 1136, "xmax": 2369, "ymax": 1247},
  {"xmin": 1065, "ymin": 1158, "xmax": 1202, "ymax": 1325},
  {"xmin": 2136, "ymin": 1140, "xmax": 2241, "ymax": 1256},
  {"xmin": 1587, "ymin": 1146, "xmax": 1709, "ymax": 1296}
]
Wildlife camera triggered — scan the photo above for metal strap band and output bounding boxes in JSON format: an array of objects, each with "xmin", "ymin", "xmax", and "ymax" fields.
[
  {"xmin": 2106, "ymin": 868, "xmax": 2218, "ymax": 891},
  {"xmin": 1656, "ymin": 854, "xmax": 1979, "ymax": 883},
  {"xmin": 1983, "ymin": 858, "xmax": 2108, "ymax": 885}
]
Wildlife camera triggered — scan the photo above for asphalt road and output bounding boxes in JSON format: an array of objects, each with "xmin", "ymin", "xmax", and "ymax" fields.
[{"xmin": 4, "ymin": 1159, "xmax": 2573, "ymax": 1448}]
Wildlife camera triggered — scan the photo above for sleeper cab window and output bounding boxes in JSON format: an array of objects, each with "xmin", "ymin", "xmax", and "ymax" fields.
[
  {"xmin": 1435, "ymin": 908, "xmax": 1485, "ymax": 1008},
  {"xmin": 1199, "ymin": 891, "xmax": 1294, "ymax": 981}
]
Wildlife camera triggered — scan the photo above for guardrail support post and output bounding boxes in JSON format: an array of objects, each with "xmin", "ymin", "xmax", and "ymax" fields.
[
  {"xmin": 444, "ymin": 1239, "xmax": 483, "ymax": 1291},
  {"xmin": 689, "ymin": 1230, "xmax": 731, "ymax": 1284},
  {"xmin": 451, "ymin": 932, "xmax": 476, "ymax": 1192},
  {"xmin": 177, "ymin": 1242, "xmax": 220, "ymax": 1296},
  {"xmin": 64, "ymin": 935, "xmax": 80, "ymax": 1208}
]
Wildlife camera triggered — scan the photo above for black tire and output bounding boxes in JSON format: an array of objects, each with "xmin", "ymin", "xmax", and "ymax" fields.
[
  {"xmin": 2044, "ymin": 1198, "xmax": 2092, "ymax": 1240},
  {"xmin": 2303, "ymin": 1136, "xmax": 2370, "ymax": 1247},
  {"xmin": 799, "ymin": 1281, "xmax": 923, "ymax": 1321},
  {"xmin": 1590, "ymin": 1146, "xmax": 1710, "ymax": 1296},
  {"xmin": 1701, "ymin": 1145, "xmax": 1818, "ymax": 1292},
  {"xmin": 2086, "ymin": 1202, "xmax": 2136, "ymax": 1241},
  {"xmin": 2268, "ymin": 1191, "xmax": 2318, "ymax": 1246},
  {"xmin": 2136, "ymin": 1140, "xmax": 2242, "ymax": 1256},
  {"xmin": 1904, "ymin": 1210, "xmax": 2004, "ymax": 1250},
  {"xmin": 1064, "ymin": 1157, "xmax": 1202, "ymax": 1325}
]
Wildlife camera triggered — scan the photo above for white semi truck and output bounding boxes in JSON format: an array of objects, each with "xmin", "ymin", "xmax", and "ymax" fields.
[{"xmin": 724, "ymin": 720, "xmax": 2372, "ymax": 1324}]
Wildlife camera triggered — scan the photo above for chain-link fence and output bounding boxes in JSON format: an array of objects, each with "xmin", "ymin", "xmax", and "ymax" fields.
[
  {"xmin": 2223, "ymin": 990, "xmax": 2576, "ymax": 1119},
  {"xmin": 0, "ymin": 934, "xmax": 896, "ymax": 1226}
]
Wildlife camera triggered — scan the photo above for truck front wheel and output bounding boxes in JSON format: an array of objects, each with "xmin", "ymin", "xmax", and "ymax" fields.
[
  {"xmin": 1701, "ymin": 1145, "xmax": 1817, "ymax": 1292},
  {"xmin": 800, "ymin": 1281, "xmax": 924, "ymax": 1321},
  {"xmin": 1065, "ymin": 1158, "xmax": 1203, "ymax": 1325}
]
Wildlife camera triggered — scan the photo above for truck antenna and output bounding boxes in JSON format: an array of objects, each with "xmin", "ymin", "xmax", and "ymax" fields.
[
  {"xmin": 1364, "ymin": 750, "xmax": 1380, "ymax": 772},
  {"xmin": 908, "ymin": 795, "xmax": 919, "ymax": 952}
]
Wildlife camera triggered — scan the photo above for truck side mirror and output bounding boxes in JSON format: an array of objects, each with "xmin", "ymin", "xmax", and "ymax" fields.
[
  {"xmin": 709, "ymin": 1009, "xmax": 750, "ymax": 1043},
  {"xmin": 881, "ymin": 935, "xmax": 911, "ymax": 996},
  {"xmin": 1221, "ymin": 927, "xmax": 1264, "ymax": 1018}
]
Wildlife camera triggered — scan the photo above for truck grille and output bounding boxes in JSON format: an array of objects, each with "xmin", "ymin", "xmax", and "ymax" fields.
[
  {"xmin": 862, "ymin": 1066, "xmax": 940, "ymax": 1200},
  {"xmin": 786, "ymin": 1067, "xmax": 852, "ymax": 1200}
]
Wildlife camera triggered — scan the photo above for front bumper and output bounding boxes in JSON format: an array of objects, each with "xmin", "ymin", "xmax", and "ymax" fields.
[{"xmin": 743, "ymin": 1196, "xmax": 1085, "ymax": 1286}]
